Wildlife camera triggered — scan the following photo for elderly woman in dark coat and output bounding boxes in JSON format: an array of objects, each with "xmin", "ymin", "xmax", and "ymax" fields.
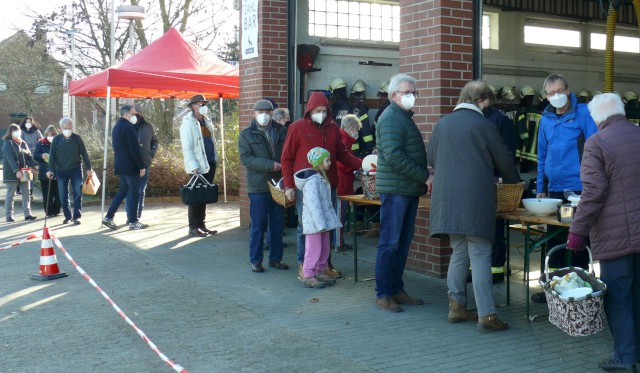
[
  {"xmin": 567, "ymin": 93, "xmax": 640, "ymax": 372},
  {"xmin": 3, "ymin": 123, "xmax": 37, "ymax": 222},
  {"xmin": 427, "ymin": 80, "xmax": 519, "ymax": 332}
]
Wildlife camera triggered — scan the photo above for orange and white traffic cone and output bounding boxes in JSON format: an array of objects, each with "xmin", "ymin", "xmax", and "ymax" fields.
[{"xmin": 31, "ymin": 227, "xmax": 68, "ymax": 281}]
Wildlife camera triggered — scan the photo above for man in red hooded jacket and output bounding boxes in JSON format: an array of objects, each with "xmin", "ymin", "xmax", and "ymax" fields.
[{"xmin": 282, "ymin": 92, "xmax": 362, "ymax": 281}]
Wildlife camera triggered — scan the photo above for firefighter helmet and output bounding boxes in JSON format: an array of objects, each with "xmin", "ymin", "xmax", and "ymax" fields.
[
  {"xmin": 623, "ymin": 91, "xmax": 638, "ymax": 104},
  {"xmin": 329, "ymin": 77, "xmax": 347, "ymax": 92},
  {"xmin": 520, "ymin": 86, "xmax": 536, "ymax": 99},
  {"xmin": 351, "ymin": 79, "xmax": 367, "ymax": 94},
  {"xmin": 500, "ymin": 86, "xmax": 516, "ymax": 100},
  {"xmin": 539, "ymin": 88, "xmax": 547, "ymax": 101},
  {"xmin": 577, "ymin": 89, "xmax": 592, "ymax": 99},
  {"xmin": 378, "ymin": 81, "xmax": 389, "ymax": 94},
  {"xmin": 592, "ymin": 90, "xmax": 603, "ymax": 97}
]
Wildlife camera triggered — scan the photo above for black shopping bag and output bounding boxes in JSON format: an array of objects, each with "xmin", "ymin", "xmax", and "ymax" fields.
[{"xmin": 179, "ymin": 174, "xmax": 219, "ymax": 205}]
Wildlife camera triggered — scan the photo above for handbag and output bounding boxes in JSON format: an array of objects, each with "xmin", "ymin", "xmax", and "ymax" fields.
[
  {"xmin": 179, "ymin": 174, "xmax": 219, "ymax": 205},
  {"xmin": 82, "ymin": 172, "xmax": 101, "ymax": 195}
]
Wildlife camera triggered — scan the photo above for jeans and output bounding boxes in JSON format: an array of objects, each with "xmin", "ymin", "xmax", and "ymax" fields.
[
  {"xmin": 600, "ymin": 253, "xmax": 640, "ymax": 365},
  {"xmin": 448, "ymin": 234, "xmax": 495, "ymax": 316},
  {"xmin": 375, "ymin": 193, "xmax": 418, "ymax": 298},
  {"xmin": 138, "ymin": 166, "xmax": 150, "ymax": 219},
  {"xmin": 303, "ymin": 231, "xmax": 330, "ymax": 278},
  {"xmin": 187, "ymin": 162, "xmax": 216, "ymax": 229},
  {"xmin": 106, "ymin": 174, "xmax": 141, "ymax": 224},
  {"xmin": 55, "ymin": 167, "xmax": 83, "ymax": 220},
  {"xmin": 249, "ymin": 192, "xmax": 284, "ymax": 264},
  {"xmin": 296, "ymin": 187, "xmax": 338, "ymax": 263}
]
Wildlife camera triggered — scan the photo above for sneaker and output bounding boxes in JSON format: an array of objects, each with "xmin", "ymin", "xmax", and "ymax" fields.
[
  {"xmin": 315, "ymin": 273, "xmax": 336, "ymax": 286},
  {"xmin": 73, "ymin": 219, "xmax": 81, "ymax": 225},
  {"xmin": 129, "ymin": 221, "xmax": 148, "ymax": 230},
  {"xmin": 102, "ymin": 217, "xmax": 119, "ymax": 230}
]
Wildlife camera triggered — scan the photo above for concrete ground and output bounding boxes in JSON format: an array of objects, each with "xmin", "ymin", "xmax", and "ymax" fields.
[{"xmin": 0, "ymin": 182, "xmax": 613, "ymax": 372}]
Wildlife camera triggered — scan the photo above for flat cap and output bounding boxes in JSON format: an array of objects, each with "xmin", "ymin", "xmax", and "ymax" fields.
[{"xmin": 254, "ymin": 100, "xmax": 274, "ymax": 111}]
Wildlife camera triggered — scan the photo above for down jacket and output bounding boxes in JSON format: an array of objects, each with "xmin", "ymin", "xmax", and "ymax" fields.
[
  {"xmin": 294, "ymin": 169, "xmax": 342, "ymax": 235},
  {"xmin": 375, "ymin": 101, "xmax": 429, "ymax": 196},
  {"xmin": 569, "ymin": 114, "xmax": 640, "ymax": 261},
  {"xmin": 281, "ymin": 92, "xmax": 362, "ymax": 190},
  {"xmin": 428, "ymin": 104, "xmax": 520, "ymax": 243}
]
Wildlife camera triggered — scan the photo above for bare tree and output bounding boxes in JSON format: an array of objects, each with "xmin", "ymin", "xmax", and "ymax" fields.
[{"xmin": 28, "ymin": 0, "xmax": 237, "ymax": 142}]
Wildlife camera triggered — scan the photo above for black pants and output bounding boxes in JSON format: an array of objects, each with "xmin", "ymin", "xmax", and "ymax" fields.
[
  {"xmin": 41, "ymin": 178, "xmax": 61, "ymax": 216},
  {"xmin": 546, "ymin": 191, "xmax": 589, "ymax": 269},
  {"xmin": 491, "ymin": 218, "xmax": 507, "ymax": 268},
  {"xmin": 187, "ymin": 162, "xmax": 216, "ymax": 229}
]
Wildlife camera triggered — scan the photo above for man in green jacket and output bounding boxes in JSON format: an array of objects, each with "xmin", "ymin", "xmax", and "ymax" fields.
[
  {"xmin": 374, "ymin": 73, "xmax": 429, "ymax": 313},
  {"xmin": 239, "ymin": 100, "xmax": 289, "ymax": 273}
]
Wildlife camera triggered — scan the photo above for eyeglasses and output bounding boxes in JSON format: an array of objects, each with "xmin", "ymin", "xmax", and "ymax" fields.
[
  {"xmin": 545, "ymin": 87, "xmax": 566, "ymax": 96},
  {"xmin": 395, "ymin": 90, "xmax": 419, "ymax": 97}
]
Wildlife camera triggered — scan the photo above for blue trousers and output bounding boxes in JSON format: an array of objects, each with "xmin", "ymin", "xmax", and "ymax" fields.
[
  {"xmin": 55, "ymin": 167, "xmax": 83, "ymax": 220},
  {"xmin": 375, "ymin": 193, "xmax": 418, "ymax": 298},
  {"xmin": 106, "ymin": 174, "xmax": 141, "ymax": 224},
  {"xmin": 249, "ymin": 192, "xmax": 284, "ymax": 264},
  {"xmin": 138, "ymin": 166, "xmax": 149, "ymax": 219},
  {"xmin": 599, "ymin": 253, "xmax": 640, "ymax": 365}
]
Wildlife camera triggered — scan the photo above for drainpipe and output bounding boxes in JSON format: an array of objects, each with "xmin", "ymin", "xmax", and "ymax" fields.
[
  {"xmin": 287, "ymin": 0, "xmax": 296, "ymax": 116},
  {"xmin": 472, "ymin": 0, "xmax": 482, "ymax": 80}
]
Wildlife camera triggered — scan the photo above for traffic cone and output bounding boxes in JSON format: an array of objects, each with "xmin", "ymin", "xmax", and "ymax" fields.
[{"xmin": 31, "ymin": 227, "xmax": 68, "ymax": 281}]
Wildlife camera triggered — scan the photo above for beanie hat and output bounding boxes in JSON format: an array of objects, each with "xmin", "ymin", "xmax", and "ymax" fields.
[{"xmin": 307, "ymin": 147, "xmax": 330, "ymax": 168}]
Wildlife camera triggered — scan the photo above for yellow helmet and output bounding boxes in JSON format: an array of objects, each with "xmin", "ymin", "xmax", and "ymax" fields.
[
  {"xmin": 577, "ymin": 89, "xmax": 591, "ymax": 99},
  {"xmin": 519, "ymin": 86, "xmax": 536, "ymax": 98},
  {"xmin": 351, "ymin": 79, "xmax": 367, "ymax": 94},
  {"xmin": 329, "ymin": 77, "xmax": 347, "ymax": 92},
  {"xmin": 539, "ymin": 88, "xmax": 547, "ymax": 100},
  {"xmin": 500, "ymin": 86, "xmax": 516, "ymax": 100},
  {"xmin": 379, "ymin": 81, "xmax": 389, "ymax": 94},
  {"xmin": 623, "ymin": 91, "xmax": 638, "ymax": 104}
]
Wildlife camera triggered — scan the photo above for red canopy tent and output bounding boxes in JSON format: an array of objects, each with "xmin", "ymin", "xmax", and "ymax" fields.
[
  {"xmin": 69, "ymin": 28, "xmax": 239, "ymax": 219},
  {"xmin": 70, "ymin": 27, "xmax": 239, "ymax": 98}
]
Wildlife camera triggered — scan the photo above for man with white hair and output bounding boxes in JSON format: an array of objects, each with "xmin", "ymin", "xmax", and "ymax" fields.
[
  {"xmin": 47, "ymin": 117, "xmax": 93, "ymax": 225},
  {"xmin": 567, "ymin": 93, "xmax": 640, "ymax": 372}
]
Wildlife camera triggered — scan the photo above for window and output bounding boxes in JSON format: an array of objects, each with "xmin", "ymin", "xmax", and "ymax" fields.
[
  {"xmin": 590, "ymin": 33, "xmax": 640, "ymax": 53},
  {"xmin": 0, "ymin": 83, "xmax": 6, "ymax": 92},
  {"xmin": 524, "ymin": 25, "xmax": 581, "ymax": 48},
  {"xmin": 35, "ymin": 85, "xmax": 51, "ymax": 94},
  {"xmin": 482, "ymin": 12, "xmax": 499, "ymax": 50},
  {"xmin": 309, "ymin": 0, "xmax": 400, "ymax": 42}
]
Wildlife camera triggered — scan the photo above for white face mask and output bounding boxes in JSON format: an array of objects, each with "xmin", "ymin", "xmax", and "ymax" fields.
[
  {"xmin": 62, "ymin": 129, "xmax": 73, "ymax": 138},
  {"xmin": 12, "ymin": 130, "xmax": 21, "ymax": 139},
  {"xmin": 47, "ymin": 136, "xmax": 55, "ymax": 143},
  {"xmin": 400, "ymin": 94, "xmax": 416, "ymax": 110},
  {"xmin": 311, "ymin": 112, "xmax": 327, "ymax": 124},
  {"xmin": 129, "ymin": 115, "xmax": 138, "ymax": 125},
  {"xmin": 256, "ymin": 113, "xmax": 271, "ymax": 126},
  {"xmin": 198, "ymin": 105, "xmax": 209, "ymax": 115},
  {"xmin": 25, "ymin": 122, "xmax": 33, "ymax": 129},
  {"xmin": 549, "ymin": 93, "xmax": 568, "ymax": 109}
]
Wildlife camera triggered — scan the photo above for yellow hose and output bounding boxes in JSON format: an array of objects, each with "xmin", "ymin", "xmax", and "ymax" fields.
[
  {"xmin": 604, "ymin": 6, "xmax": 617, "ymax": 93},
  {"xmin": 635, "ymin": 0, "xmax": 640, "ymax": 29}
]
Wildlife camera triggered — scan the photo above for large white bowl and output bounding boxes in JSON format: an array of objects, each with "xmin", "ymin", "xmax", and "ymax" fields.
[{"xmin": 522, "ymin": 198, "xmax": 563, "ymax": 216}]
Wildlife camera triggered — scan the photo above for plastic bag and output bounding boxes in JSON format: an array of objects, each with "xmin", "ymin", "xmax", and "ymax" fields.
[{"xmin": 550, "ymin": 272, "xmax": 592, "ymax": 295}]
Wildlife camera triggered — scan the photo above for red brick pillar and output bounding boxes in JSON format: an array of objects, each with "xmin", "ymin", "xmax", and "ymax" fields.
[
  {"xmin": 400, "ymin": 0, "xmax": 474, "ymax": 277},
  {"xmin": 238, "ymin": 0, "xmax": 289, "ymax": 226}
]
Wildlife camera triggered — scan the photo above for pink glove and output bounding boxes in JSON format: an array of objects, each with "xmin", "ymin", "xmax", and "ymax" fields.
[{"xmin": 567, "ymin": 233, "xmax": 586, "ymax": 253}]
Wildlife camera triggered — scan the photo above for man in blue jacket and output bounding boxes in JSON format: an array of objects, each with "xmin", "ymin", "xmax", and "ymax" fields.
[
  {"xmin": 533, "ymin": 74, "xmax": 598, "ymax": 303},
  {"xmin": 102, "ymin": 105, "xmax": 147, "ymax": 230}
]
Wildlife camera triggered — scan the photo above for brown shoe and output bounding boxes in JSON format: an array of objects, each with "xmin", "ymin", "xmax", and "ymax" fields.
[
  {"xmin": 391, "ymin": 291, "xmax": 424, "ymax": 305},
  {"xmin": 315, "ymin": 273, "xmax": 336, "ymax": 286},
  {"xmin": 448, "ymin": 295, "xmax": 478, "ymax": 323},
  {"xmin": 325, "ymin": 257, "xmax": 342, "ymax": 278},
  {"xmin": 302, "ymin": 276, "xmax": 326, "ymax": 288},
  {"xmin": 364, "ymin": 222, "xmax": 380, "ymax": 238},
  {"xmin": 477, "ymin": 313, "xmax": 509, "ymax": 332},
  {"xmin": 376, "ymin": 297, "xmax": 402, "ymax": 313}
]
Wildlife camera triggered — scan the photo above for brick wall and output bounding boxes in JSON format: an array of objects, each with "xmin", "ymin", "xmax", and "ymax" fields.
[
  {"xmin": 400, "ymin": 0, "xmax": 474, "ymax": 277},
  {"xmin": 238, "ymin": 0, "xmax": 289, "ymax": 226}
]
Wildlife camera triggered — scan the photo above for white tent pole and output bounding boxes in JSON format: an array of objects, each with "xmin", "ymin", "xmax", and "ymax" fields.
[
  {"xmin": 101, "ymin": 86, "xmax": 112, "ymax": 223},
  {"xmin": 219, "ymin": 97, "xmax": 227, "ymax": 203}
]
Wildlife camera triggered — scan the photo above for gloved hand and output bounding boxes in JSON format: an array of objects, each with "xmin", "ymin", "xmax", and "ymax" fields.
[{"xmin": 567, "ymin": 233, "xmax": 586, "ymax": 253}]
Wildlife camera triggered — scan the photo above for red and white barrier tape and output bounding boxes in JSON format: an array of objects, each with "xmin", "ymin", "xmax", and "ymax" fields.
[
  {"xmin": 50, "ymin": 233, "xmax": 189, "ymax": 373},
  {"xmin": 0, "ymin": 232, "xmax": 41, "ymax": 251}
]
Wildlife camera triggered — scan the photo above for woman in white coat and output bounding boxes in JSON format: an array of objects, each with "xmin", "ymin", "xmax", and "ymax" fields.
[{"xmin": 179, "ymin": 94, "xmax": 219, "ymax": 237}]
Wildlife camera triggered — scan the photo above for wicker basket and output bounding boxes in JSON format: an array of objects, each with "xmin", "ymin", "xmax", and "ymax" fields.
[
  {"xmin": 268, "ymin": 182, "xmax": 296, "ymax": 208},
  {"xmin": 362, "ymin": 172, "xmax": 379, "ymax": 199},
  {"xmin": 496, "ymin": 182, "xmax": 524, "ymax": 213}
]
